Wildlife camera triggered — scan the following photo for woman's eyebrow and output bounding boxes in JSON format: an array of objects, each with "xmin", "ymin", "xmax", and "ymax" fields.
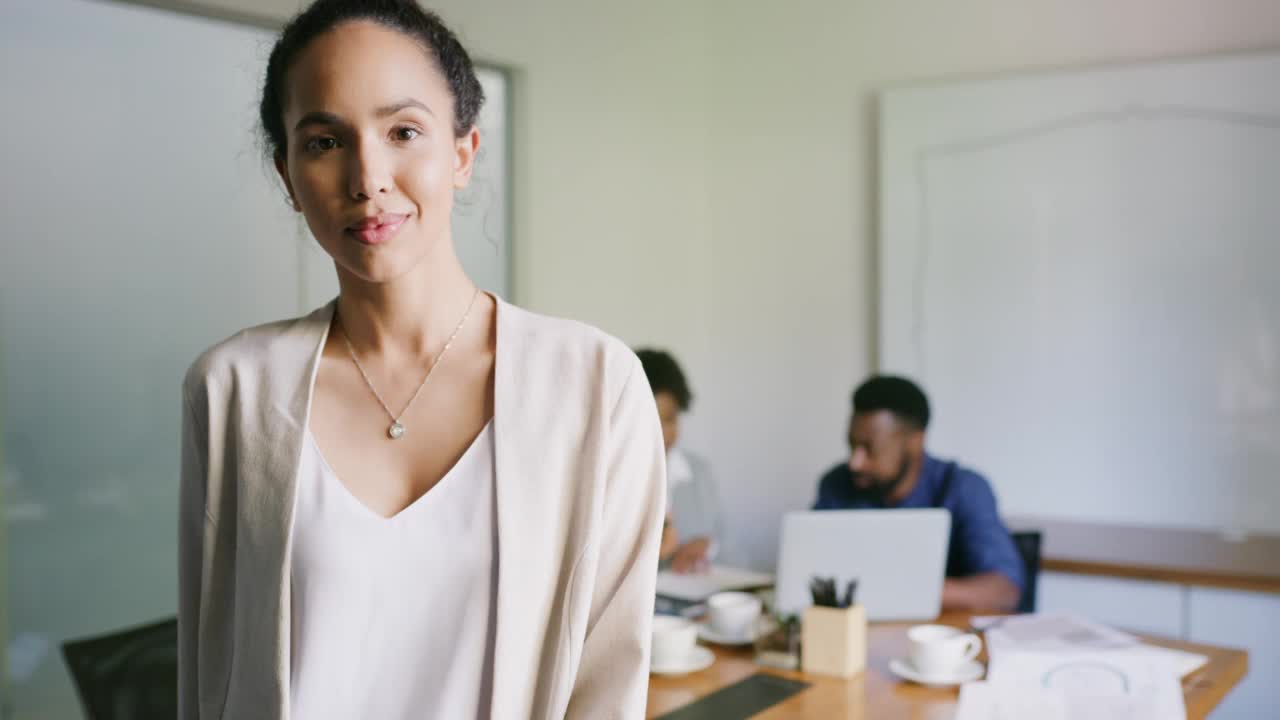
[
  {"xmin": 293, "ymin": 110, "xmax": 344, "ymax": 132},
  {"xmin": 376, "ymin": 98, "xmax": 434, "ymax": 118},
  {"xmin": 293, "ymin": 99, "xmax": 434, "ymax": 132}
]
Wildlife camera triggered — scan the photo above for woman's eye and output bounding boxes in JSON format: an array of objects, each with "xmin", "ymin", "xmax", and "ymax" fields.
[
  {"xmin": 393, "ymin": 127, "xmax": 421, "ymax": 142},
  {"xmin": 304, "ymin": 137, "xmax": 338, "ymax": 153}
]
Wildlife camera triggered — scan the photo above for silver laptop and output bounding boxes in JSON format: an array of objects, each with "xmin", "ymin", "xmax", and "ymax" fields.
[{"xmin": 775, "ymin": 509, "xmax": 951, "ymax": 621}]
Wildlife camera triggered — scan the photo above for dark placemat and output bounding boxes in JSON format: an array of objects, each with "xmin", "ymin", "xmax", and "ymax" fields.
[{"xmin": 653, "ymin": 672, "xmax": 810, "ymax": 720}]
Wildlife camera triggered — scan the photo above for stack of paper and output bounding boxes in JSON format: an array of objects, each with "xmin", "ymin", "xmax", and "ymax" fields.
[
  {"xmin": 974, "ymin": 613, "xmax": 1208, "ymax": 677},
  {"xmin": 957, "ymin": 673, "xmax": 1182, "ymax": 720},
  {"xmin": 974, "ymin": 612, "xmax": 1135, "ymax": 652},
  {"xmin": 955, "ymin": 613, "xmax": 1202, "ymax": 720},
  {"xmin": 655, "ymin": 565, "xmax": 773, "ymax": 602}
]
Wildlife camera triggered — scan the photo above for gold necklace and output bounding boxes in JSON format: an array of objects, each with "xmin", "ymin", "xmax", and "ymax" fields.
[{"xmin": 339, "ymin": 289, "xmax": 481, "ymax": 439}]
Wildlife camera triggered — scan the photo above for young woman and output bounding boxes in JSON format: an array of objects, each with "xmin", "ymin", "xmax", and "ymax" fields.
[
  {"xmin": 177, "ymin": 2, "xmax": 665, "ymax": 718},
  {"xmin": 636, "ymin": 349, "xmax": 724, "ymax": 574}
]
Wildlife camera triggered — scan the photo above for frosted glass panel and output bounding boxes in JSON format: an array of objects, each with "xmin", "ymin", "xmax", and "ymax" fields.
[
  {"xmin": 458, "ymin": 69, "xmax": 512, "ymax": 297},
  {"xmin": 1, "ymin": 2, "xmax": 295, "ymax": 717},
  {"xmin": 2, "ymin": 1, "xmax": 512, "ymax": 715}
]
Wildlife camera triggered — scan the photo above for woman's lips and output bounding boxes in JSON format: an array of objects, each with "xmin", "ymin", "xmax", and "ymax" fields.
[{"xmin": 346, "ymin": 213, "xmax": 409, "ymax": 245}]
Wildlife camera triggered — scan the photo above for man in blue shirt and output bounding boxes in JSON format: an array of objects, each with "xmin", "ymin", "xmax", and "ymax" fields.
[{"xmin": 813, "ymin": 376, "xmax": 1024, "ymax": 611}]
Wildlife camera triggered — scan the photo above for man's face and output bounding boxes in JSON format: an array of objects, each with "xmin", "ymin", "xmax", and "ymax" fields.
[{"xmin": 847, "ymin": 410, "xmax": 923, "ymax": 499}]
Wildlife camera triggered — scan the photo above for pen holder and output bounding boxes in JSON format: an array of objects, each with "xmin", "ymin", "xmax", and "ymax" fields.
[{"xmin": 801, "ymin": 604, "xmax": 866, "ymax": 677}]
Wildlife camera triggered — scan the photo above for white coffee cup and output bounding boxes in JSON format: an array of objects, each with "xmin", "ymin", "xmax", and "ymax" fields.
[
  {"xmin": 706, "ymin": 591, "xmax": 763, "ymax": 639},
  {"xmin": 906, "ymin": 624, "xmax": 982, "ymax": 677},
  {"xmin": 652, "ymin": 616, "xmax": 698, "ymax": 667}
]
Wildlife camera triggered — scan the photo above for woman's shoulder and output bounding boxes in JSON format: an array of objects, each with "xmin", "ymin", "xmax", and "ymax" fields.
[
  {"xmin": 183, "ymin": 303, "xmax": 332, "ymax": 398},
  {"xmin": 497, "ymin": 297, "xmax": 641, "ymax": 384}
]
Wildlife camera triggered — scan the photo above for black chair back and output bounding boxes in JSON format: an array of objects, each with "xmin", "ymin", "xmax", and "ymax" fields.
[
  {"xmin": 1010, "ymin": 530, "xmax": 1042, "ymax": 613},
  {"xmin": 62, "ymin": 617, "xmax": 177, "ymax": 720}
]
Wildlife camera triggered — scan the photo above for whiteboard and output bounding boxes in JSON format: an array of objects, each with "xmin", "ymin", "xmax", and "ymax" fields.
[
  {"xmin": 0, "ymin": 1, "xmax": 509, "ymax": 717},
  {"xmin": 879, "ymin": 52, "xmax": 1280, "ymax": 533}
]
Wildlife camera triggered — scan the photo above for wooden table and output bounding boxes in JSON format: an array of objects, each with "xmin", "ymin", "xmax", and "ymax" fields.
[
  {"xmin": 646, "ymin": 611, "xmax": 1248, "ymax": 719},
  {"xmin": 1008, "ymin": 515, "xmax": 1280, "ymax": 594}
]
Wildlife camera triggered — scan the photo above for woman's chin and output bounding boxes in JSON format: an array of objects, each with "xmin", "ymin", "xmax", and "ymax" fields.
[
  {"xmin": 335, "ymin": 254, "xmax": 421, "ymax": 286},
  {"xmin": 320, "ymin": 236, "xmax": 440, "ymax": 287}
]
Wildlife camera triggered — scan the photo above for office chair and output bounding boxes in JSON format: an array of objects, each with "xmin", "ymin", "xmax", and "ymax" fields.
[
  {"xmin": 62, "ymin": 616, "xmax": 177, "ymax": 720},
  {"xmin": 1010, "ymin": 530, "xmax": 1042, "ymax": 613}
]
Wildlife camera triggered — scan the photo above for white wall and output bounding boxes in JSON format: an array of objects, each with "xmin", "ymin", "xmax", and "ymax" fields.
[
  {"xmin": 699, "ymin": 0, "xmax": 1280, "ymax": 568},
  {"xmin": 137, "ymin": 0, "xmax": 1280, "ymax": 571}
]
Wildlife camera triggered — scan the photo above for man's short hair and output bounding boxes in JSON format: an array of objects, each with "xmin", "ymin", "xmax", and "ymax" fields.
[{"xmin": 852, "ymin": 375, "xmax": 930, "ymax": 430}]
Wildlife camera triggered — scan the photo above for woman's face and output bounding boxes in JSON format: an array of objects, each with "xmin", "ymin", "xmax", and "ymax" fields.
[
  {"xmin": 654, "ymin": 391, "xmax": 681, "ymax": 452},
  {"xmin": 275, "ymin": 21, "xmax": 478, "ymax": 284}
]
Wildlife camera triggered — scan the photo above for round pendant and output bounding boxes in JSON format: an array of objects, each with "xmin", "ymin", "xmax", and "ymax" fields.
[{"xmin": 388, "ymin": 421, "xmax": 406, "ymax": 439}]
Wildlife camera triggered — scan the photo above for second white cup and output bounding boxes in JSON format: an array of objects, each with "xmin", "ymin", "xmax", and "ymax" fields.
[
  {"xmin": 906, "ymin": 624, "xmax": 982, "ymax": 677},
  {"xmin": 706, "ymin": 591, "xmax": 763, "ymax": 639}
]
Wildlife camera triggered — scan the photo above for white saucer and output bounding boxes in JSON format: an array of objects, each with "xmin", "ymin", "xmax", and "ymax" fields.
[
  {"xmin": 651, "ymin": 646, "xmax": 715, "ymax": 676},
  {"xmin": 889, "ymin": 658, "xmax": 984, "ymax": 687},
  {"xmin": 697, "ymin": 622, "xmax": 761, "ymax": 646}
]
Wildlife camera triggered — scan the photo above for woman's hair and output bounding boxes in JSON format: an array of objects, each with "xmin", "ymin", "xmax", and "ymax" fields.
[
  {"xmin": 636, "ymin": 349, "xmax": 693, "ymax": 411},
  {"xmin": 259, "ymin": 0, "xmax": 485, "ymax": 160}
]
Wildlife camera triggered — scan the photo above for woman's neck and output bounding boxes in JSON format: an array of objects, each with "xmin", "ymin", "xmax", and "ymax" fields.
[{"xmin": 333, "ymin": 247, "xmax": 479, "ymax": 359}]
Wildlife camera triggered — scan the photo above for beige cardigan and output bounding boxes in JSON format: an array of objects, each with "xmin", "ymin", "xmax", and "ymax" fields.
[{"xmin": 178, "ymin": 296, "xmax": 666, "ymax": 719}]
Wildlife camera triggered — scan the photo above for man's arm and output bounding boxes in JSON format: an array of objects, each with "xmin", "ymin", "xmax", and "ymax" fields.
[
  {"xmin": 943, "ymin": 572, "xmax": 1020, "ymax": 612},
  {"xmin": 944, "ymin": 471, "xmax": 1025, "ymax": 612}
]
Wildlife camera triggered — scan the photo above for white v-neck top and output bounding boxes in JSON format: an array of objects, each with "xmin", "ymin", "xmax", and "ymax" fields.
[{"xmin": 289, "ymin": 421, "xmax": 497, "ymax": 719}]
